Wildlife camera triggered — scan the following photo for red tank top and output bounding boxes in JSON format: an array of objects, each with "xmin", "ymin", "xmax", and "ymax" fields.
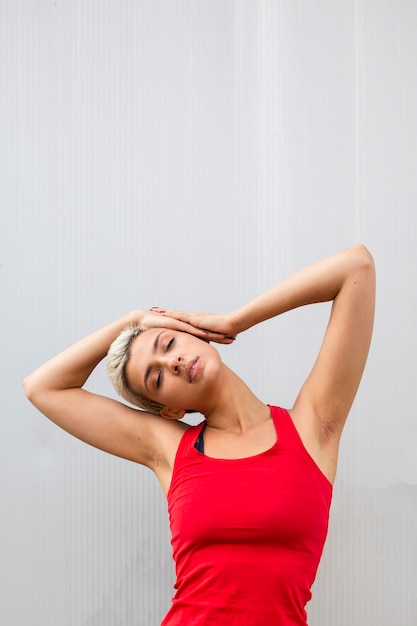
[{"xmin": 162, "ymin": 406, "xmax": 332, "ymax": 625}]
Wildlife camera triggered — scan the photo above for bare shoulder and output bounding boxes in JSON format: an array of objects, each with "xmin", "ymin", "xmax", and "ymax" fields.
[
  {"xmin": 143, "ymin": 415, "xmax": 193, "ymax": 495},
  {"xmin": 66, "ymin": 391, "xmax": 190, "ymax": 495},
  {"xmin": 93, "ymin": 396, "xmax": 190, "ymax": 476},
  {"xmin": 107, "ymin": 404, "xmax": 206, "ymax": 497}
]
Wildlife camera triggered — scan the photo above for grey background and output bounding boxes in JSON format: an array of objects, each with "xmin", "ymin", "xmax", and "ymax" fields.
[{"xmin": 1, "ymin": 1, "xmax": 416, "ymax": 624}]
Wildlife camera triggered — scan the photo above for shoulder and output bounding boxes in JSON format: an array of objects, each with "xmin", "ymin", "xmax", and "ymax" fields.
[{"xmin": 146, "ymin": 417, "xmax": 200, "ymax": 493}]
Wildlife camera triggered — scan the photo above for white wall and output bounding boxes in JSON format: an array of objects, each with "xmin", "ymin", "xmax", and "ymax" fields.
[{"xmin": 1, "ymin": 1, "xmax": 416, "ymax": 624}]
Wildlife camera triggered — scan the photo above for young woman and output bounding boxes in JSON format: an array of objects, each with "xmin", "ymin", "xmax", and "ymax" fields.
[{"xmin": 23, "ymin": 244, "xmax": 375, "ymax": 625}]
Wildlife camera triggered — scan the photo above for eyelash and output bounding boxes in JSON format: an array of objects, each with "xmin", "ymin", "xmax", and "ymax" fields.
[{"xmin": 156, "ymin": 337, "xmax": 175, "ymax": 388}]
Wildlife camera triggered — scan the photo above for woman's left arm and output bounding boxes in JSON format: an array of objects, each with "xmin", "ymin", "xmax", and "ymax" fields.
[{"xmin": 234, "ymin": 244, "xmax": 376, "ymax": 438}]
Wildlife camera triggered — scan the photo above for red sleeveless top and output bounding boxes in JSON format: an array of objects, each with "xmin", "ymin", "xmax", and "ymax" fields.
[{"xmin": 162, "ymin": 406, "xmax": 332, "ymax": 625}]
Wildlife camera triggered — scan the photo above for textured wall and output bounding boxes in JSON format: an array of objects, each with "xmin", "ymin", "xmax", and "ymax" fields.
[{"xmin": 1, "ymin": 1, "xmax": 416, "ymax": 624}]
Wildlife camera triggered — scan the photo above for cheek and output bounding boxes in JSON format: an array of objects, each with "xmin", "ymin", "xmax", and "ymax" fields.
[{"xmin": 159, "ymin": 379, "xmax": 200, "ymax": 410}]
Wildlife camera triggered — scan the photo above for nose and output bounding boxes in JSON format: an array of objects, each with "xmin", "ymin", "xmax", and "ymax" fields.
[{"xmin": 162, "ymin": 355, "xmax": 182, "ymax": 375}]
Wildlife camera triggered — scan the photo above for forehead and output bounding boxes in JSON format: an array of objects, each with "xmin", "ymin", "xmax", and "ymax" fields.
[
  {"xmin": 129, "ymin": 326, "xmax": 162, "ymax": 363},
  {"xmin": 125, "ymin": 328, "xmax": 161, "ymax": 388}
]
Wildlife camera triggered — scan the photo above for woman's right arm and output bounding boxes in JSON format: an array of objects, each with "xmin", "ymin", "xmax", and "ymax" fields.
[{"xmin": 23, "ymin": 310, "xmax": 226, "ymax": 468}]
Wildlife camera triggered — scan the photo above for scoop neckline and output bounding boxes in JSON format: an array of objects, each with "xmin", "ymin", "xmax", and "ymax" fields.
[{"xmin": 190, "ymin": 407, "xmax": 280, "ymax": 462}]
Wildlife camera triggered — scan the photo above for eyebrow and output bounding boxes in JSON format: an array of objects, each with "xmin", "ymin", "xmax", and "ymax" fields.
[{"xmin": 144, "ymin": 331, "xmax": 163, "ymax": 391}]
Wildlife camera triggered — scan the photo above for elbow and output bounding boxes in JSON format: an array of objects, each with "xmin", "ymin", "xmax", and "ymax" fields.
[
  {"xmin": 22, "ymin": 376, "xmax": 33, "ymax": 401},
  {"xmin": 352, "ymin": 243, "xmax": 374, "ymax": 266},
  {"xmin": 22, "ymin": 374, "xmax": 39, "ymax": 404},
  {"xmin": 350, "ymin": 244, "xmax": 376, "ymax": 279},
  {"xmin": 345, "ymin": 245, "xmax": 376, "ymax": 304}
]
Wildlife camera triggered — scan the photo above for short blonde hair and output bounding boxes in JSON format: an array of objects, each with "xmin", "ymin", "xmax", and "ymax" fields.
[{"xmin": 106, "ymin": 325, "xmax": 165, "ymax": 414}]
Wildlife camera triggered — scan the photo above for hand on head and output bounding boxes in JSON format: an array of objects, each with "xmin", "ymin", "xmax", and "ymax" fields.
[{"xmin": 149, "ymin": 308, "xmax": 236, "ymax": 344}]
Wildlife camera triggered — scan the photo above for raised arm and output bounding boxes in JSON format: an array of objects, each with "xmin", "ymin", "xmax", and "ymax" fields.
[
  {"xmin": 297, "ymin": 246, "xmax": 375, "ymax": 434},
  {"xmin": 233, "ymin": 245, "xmax": 375, "ymax": 436},
  {"xmin": 23, "ymin": 310, "xmax": 231, "ymax": 470}
]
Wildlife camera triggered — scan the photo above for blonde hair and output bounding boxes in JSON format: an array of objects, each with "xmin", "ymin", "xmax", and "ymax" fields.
[{"xmin": 106, "ymin": 325, "xmax": 165, "ymax": 414}]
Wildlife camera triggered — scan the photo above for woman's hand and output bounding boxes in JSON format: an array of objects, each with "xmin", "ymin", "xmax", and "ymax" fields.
[{"xmin": 148, "ymin": 308, "xmax": 236, "ymax": 344}]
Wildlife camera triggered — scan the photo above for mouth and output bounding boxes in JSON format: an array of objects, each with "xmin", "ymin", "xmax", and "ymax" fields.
[{"xmin": 185, "ymin": 358, "xmax": 199, "ymax": 382}]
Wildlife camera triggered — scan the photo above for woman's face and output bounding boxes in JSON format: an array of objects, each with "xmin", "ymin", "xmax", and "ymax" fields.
[{"xmin": 125, "ymin": 328, "xmax": 223, "ymax": 417}]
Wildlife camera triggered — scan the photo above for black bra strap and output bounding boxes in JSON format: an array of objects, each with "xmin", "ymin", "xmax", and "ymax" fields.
[{"xmin": 194, "ymin": 422, "xmax": 207, "ymax": 453}]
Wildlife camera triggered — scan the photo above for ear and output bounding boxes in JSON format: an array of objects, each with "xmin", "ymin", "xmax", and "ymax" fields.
[{"xmin": 159, "ymin": 406, "xmax": 186, "ymax": 420}]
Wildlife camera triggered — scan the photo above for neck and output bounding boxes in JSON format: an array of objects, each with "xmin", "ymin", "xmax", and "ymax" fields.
[{"xmin": 202, "ymin": 364, "xmax": 269, "ymax": 433}]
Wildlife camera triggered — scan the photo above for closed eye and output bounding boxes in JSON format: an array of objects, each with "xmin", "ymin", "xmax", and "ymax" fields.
[
  {"xmin": 165, "ymin": 337, "xmax": 174, "ymax": 352},
  {"xmin": 156, "ymin": 337, "xmax": 174, "ymax": 389}
]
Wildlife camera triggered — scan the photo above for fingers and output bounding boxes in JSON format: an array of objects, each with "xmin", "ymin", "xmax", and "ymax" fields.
[
  {"xmin": 172, "ymin": 320, "xmax": 234, "ymax": 344},
  {"xmin": 150, "ymin": 307, "xmax": 193, "ymax": 324},
  {"xmin": 179, "ymin": 324, "xmax": 234, "ymax": 344},
  {"xmin": 150, "ymin": 307, "xmax": 202, "ymax": 329},
  {"xmin": 149, "ymin": 308, "xmax": 235, "ymax": 343},
  {"xmin": 198, "ymin": 327, "xmax": 236, "ymax": 343}
]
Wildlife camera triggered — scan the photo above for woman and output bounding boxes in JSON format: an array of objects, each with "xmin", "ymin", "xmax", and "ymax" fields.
[{"xmin": 23, "ymin": 244, "xmax": 375, "ymax": 625}]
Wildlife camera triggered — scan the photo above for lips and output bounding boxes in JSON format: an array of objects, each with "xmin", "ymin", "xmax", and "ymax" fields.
[{"xmin": 185, "ymin": 358, "xmax": 199, "ymax": 382}]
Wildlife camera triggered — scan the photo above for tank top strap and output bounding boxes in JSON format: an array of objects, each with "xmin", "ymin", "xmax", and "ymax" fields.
[{"xmin": 268, "ymin": 405, "xmax": 305, "ymax": 451}]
